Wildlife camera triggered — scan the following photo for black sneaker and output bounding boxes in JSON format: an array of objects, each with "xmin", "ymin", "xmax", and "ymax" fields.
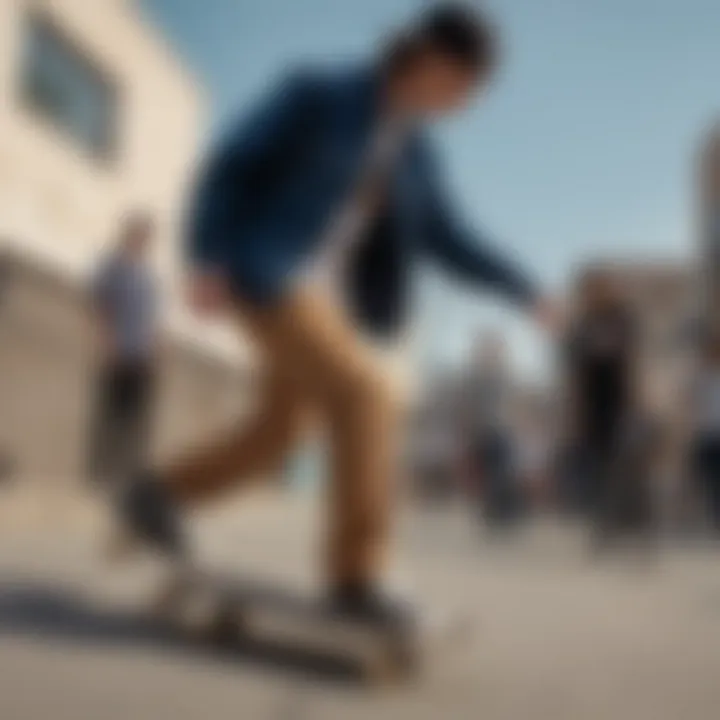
[
  {"xmin": 119, "ymin": 472, "xmax": 187, "ymax": 558},
  {"xmin": 328, "ymin": 582, "xmax": 417, "ymax": 637}
]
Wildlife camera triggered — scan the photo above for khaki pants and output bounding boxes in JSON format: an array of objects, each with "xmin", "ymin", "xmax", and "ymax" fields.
[{"xmin": 163, "ymin": 286, "xmax": 402, "ymax": 587}]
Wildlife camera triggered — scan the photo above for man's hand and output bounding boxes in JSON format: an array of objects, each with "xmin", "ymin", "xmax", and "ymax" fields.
[
  {"xmin": 532, "ymin": 296, "xmax": 564, "ymax": 336},
  {"xmin": 186, "ymin": 268, "xmax": 230, "ymax": 317}
]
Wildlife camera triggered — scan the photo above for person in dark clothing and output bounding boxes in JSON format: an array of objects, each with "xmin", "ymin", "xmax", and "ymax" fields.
[
  {"xmin": 88, "ymin": 214, "xmax": 159, "ymax": 486},
  {"xmin": 565, "ymin": 268, "xmax": 638, "ymax": 545},
  {"xmin": 607, "ymin": 410, "xmax": 661, "ymax": 545},
  {"xmin": 689, "ymin": 335, "xmax": 720, "ymax": 534},
  {"xmin": 478, "ymin": 428, "xmax": 519, "ymax": 526}
]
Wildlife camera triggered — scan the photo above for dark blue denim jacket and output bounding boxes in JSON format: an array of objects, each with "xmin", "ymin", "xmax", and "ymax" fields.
[{"xmin": 187, "ymin": 63, "xmax": 537, "ymax": 337}]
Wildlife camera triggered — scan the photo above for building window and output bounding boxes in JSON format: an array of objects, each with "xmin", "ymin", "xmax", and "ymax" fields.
[{"xmin": 19, "ymin": 13, "xmax": 118, "ymax": 162}]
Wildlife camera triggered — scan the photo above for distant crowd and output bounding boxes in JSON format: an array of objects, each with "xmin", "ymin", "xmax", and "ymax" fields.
[{"xmin": 413, "ymin": 267, "xmax": 720, "ymax": 549}]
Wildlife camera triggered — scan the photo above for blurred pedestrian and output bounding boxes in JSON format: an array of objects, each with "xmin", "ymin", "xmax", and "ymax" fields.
[
  {"xmin": 87, "ymin": 213, "xmax": 159, "ymax": 487},
  {"xmin": 689, "ymin": 334, "xmax": 720, "ymax": 534},
  {"xmin": 589, "ymin": 398, "xmax": 661, "ymax": 554},
  {"xmin": 461, "ymin": 332, "xmax": 521, "ymax": 528},
  {"xmin": 514, "ymin": 406, "xmax": 550, "ymax": 512},
  {"xmin": 565, "ymin": 267, "xmax": 639, "ymax": 547}
]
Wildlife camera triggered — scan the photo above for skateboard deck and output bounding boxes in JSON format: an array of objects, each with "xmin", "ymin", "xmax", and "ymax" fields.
[{"xmin": 149, "ymin": 565, "xmax": 474, "ymax": 685}]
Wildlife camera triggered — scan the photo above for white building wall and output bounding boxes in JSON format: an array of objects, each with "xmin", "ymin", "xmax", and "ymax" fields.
[{"xmin": 0, "ymin": 0, "xmax": 250, "ymax": 363}]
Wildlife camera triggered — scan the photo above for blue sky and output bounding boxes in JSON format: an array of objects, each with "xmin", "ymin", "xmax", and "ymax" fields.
[{"xmin": 141, "ymin": 0, "xmax": 719, "ymax": 379}]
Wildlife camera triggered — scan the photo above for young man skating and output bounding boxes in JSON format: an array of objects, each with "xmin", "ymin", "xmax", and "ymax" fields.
[{"xmin": 121, "ymin": 4, "xmax": 556, "ymax": 632}]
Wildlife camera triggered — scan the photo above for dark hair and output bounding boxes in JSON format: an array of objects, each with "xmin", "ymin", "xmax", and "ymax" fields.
[{"xmin": 385, "ymin": 3, "xmax": 499, "ymax": 77}]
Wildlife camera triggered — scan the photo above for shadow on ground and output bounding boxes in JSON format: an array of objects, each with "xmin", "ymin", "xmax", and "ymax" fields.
[{"xmin": 0, "ymin": 580, "xmax": 365, "ymax": 686}]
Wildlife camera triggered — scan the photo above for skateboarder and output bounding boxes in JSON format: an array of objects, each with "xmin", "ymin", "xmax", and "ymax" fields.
[{"xmin": 120, "ymin": 4, "xmax": 557, "ymax": 631}]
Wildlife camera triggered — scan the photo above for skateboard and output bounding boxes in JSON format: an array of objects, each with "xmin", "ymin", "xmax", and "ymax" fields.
[{"xmin": 148, "ymin": 565, "xmax": 473, "ymax": 685}]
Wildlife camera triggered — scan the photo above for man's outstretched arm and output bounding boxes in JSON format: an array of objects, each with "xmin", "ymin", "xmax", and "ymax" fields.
[
  {"xmin": 420, "ymin": 147, "xmax": 561, "ymax": 333},
  {"xmin": 419, "ymin": 141, "xmax": 542, "ymax": 306}
]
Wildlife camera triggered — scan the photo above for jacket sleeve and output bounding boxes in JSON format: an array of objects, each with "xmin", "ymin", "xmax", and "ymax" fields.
[
  {"xmin": 420, "ymin": 145, "xmax": 539, "ymax": 308},
  {"xmin": 187, "ymin": 70, "xmax": 324, "ymax": 268}
]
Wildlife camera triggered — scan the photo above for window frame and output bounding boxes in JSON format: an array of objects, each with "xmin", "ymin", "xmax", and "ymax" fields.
[{"xmin": 17, "ymin": 10, "xmax": 122, "ymax": 165}]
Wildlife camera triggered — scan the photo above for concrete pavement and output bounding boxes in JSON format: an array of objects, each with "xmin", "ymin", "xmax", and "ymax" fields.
[{"xmin": 1, "ymin": 493, "xmax": 720, "ymax": 719}]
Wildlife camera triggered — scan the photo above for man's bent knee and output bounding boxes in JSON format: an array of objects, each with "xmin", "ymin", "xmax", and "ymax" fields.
[{"xmin": 330, "ymin": 362, "xmax": 401, "ymax": 415}]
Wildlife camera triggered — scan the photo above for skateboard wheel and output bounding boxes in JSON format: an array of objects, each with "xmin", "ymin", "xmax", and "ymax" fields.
[
  {"xmin": 365, "ymin": 654, "xmax": 414, "ymax": 686},
  {"xmin": 365, "ymin": 635, "xmax": 419, "ymax": 686},
  {"xmin": 209, "ymin": 604, "xmax": 246, "ymax": 646},
  {"xmin": 151, "ymin": 580, "xmax": 186, "ymax": 621},
  {"xmin": 105, "ymin": 525, "xmax": 139, "ymax": 564}
]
